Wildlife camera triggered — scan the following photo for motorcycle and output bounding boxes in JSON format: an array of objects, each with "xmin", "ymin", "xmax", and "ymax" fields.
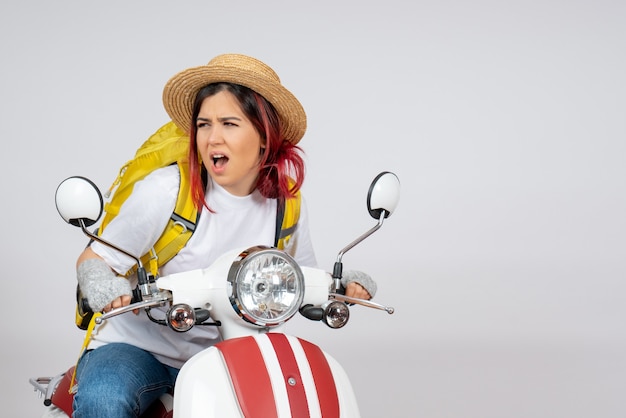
[{"xmin": 30, "ymin": 171, "xmax": 400, "ymax": 418}]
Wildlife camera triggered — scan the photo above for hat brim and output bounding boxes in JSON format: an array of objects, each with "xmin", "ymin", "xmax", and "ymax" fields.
[{"xmin": 162, "ymin": 62, "xmax": 306, "ymax": 145}]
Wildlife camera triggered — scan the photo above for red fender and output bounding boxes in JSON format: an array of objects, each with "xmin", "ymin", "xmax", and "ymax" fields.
[{"xmin": 217, "ymin": 333, "xmax": 340, "ymax": 418}]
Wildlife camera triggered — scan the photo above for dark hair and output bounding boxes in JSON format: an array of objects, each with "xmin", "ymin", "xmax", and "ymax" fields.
[{"xmin": 187, "ymin": 82, "xmax": 305, "ymax": 210}]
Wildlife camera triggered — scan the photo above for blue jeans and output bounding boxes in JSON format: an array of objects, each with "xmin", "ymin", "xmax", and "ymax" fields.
[{"xmin": 73, "ymin": 343, "xmax": 179, "ymax": 418}]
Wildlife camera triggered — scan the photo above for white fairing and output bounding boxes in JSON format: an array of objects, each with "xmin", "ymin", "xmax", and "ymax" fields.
[
  {"xmin": 325, "ymin": 354, "xmax": 361, "ymax": 417},
  {"xmin": 173, "ymin": 335, "xmax": 360, "ymax": 418},
  {"xmin": 300, "ymin": 266, "xmax": 334, "ymax": 306},
  {"xmin": 173, "ymin": 347, "xmax": 242, "ymax": 417},
  {"xmin": 156, "ymin": 249, "xmax": 332, "ymax": 340},
  {"xmin": 158, "ymin": 247, "xmax": 359, "ymax": 418},
  {"xmin": 157, "ymin": 247, "xmax": 355, "ymax": 417}
]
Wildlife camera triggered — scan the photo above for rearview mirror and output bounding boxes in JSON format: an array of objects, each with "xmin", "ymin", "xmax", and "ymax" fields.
[
  {"xmin": 55, "ymin": 176, "xmax": 103, "ymax": 227},
  {"xmin": 367, "ymin": 171, "xmax": 400, "ymax": 220}
]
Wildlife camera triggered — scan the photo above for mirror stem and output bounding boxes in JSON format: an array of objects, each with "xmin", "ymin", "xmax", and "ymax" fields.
[
  {"xmin": 332, "ymin": 211, "xmax": 387, "ymax": 292},
  {"xmin": 78, "ymin": 219, "xmax": 150, "ymax": 300}
]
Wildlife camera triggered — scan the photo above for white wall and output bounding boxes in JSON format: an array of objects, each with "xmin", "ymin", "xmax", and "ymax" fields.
[{"xmin": 2, "ymin": 1, "xmax": 624, "ymax": 417}]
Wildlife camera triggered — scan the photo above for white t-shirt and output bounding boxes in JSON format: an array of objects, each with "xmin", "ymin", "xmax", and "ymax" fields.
[{"xmin": 89, "ymin": 165, "xmax": 317, "ymax": 368}]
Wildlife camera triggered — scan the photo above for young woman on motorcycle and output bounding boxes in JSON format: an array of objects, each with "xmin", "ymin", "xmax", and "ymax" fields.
[{"xmin": 72, "ymin": 53, "xmax": 377, "ymax": 417}]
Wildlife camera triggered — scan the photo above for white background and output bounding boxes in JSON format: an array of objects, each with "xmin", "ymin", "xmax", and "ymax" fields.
[{"xmin": 2, "ymin": 1, "xmax": 625, "ymax": 417}]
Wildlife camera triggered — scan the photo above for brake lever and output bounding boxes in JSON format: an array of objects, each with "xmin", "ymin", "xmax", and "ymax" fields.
[
  {"xmin": 329, "ymin": 293, "xmax": 395, "ymax": 314},
  {"xmin": 95, "ymin": 293, "xmax": 171, "ymax": 324}
]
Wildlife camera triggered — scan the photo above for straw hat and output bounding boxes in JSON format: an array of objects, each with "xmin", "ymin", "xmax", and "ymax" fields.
[{"xmin": 162, "ymin": 53, "xmax": 307, "ymax": 144}]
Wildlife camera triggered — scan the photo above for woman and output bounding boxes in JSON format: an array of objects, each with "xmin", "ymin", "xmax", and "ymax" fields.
[{"xmin": 72, "ymin": 53, "xmax": 376, "ymax": 417}]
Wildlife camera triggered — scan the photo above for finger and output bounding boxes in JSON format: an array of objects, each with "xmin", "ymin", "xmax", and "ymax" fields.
[
  {"xmin": 110, "ymin": 297, "xmax": 122, "ymax": 310},
  {"xmin": 345, "ymin": 283, "xmax": 371, "ymax": 300},
  {"xmin": 345, "ymin": 283, "xmax": 357, "ymax": 297},
  {"xmin": 120, "ymin": 294, "xmax": 132, "ymax": 307},
  {"xmin": 356, "ymin": 284, "xmax": 371, "ymax": 300}
]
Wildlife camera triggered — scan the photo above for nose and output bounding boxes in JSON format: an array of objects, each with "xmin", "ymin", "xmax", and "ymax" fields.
[{"xmin": 206, "ymin": 125, "xmax": 224, "ymax": 145}]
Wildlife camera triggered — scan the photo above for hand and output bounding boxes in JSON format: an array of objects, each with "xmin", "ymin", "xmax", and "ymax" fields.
[
  {"xmin": 102, "ymin": 294, "xmax": 133, "ymax": 313},
  {"xmin": 341, "ymin": 270, "xmax": 377, "ymax": 299},
  {"xmin": 77, "ymin": 257, "xmax": 132, "ymax": 313},
  {"xmin": 344, "ymin": 282, "xmax": 372, "ymax": 300}
]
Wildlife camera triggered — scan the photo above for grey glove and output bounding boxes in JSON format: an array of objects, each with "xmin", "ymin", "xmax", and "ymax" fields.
[
  {"xmin": 341, "ymin": 270, "xmax": 377, "ymax": 298},
  {"xmin": 77, "ymin": 258, "xmax": 132, "ymax": 312}
]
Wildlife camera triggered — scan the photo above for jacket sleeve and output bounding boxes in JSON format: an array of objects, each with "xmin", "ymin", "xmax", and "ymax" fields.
[{"xmin": 90, "ymin": 165, "xmax": 179, "ymax": 275}]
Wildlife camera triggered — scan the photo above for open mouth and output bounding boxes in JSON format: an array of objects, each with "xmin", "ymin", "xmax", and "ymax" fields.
[{"xmin": 212, "ymin": 154, "xmax": 229, "ymax": 168}]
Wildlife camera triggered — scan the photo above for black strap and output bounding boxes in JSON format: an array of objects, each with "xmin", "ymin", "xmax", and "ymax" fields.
[
  {"xmin": 171, "ymin": 212, "xmax": 196, "ymax": 232},
  {"xmin": 274, "ymin": 198, "xmax": 285, "ymax": 247}
]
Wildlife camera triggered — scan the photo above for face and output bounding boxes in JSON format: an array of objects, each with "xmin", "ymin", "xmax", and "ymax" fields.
[{"xmin": 196, "ymin": 90, "xmax": 265, "ymax": 196}]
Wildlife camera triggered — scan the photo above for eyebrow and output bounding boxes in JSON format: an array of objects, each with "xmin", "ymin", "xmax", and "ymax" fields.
[{"xmin": 196, "ymin": 116, "xmax": 243, "ymax": 123}]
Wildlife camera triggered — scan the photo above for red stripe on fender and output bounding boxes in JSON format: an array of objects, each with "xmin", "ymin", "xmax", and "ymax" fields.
[
  {"xmin": 267, "ymin": 333, "xmax": 310, "ymax": 417},
  {"xmin": 299, "ymin": 338, "xmax": 340, "ymax": 418},
  {"xmin": 217, "ymin": 336, "xmax": 278, "ymax": 418}
]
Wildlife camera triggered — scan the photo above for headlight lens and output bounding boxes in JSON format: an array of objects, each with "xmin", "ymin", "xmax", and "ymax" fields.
[{"xmin": 228, "ymin": 246, "xmax": 304, "ymax": 327}]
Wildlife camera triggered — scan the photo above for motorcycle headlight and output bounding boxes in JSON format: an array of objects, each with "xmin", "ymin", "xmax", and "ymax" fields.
[{"xmin": 228, "ymin": 246, "xmax": 305, "ymax": 327}]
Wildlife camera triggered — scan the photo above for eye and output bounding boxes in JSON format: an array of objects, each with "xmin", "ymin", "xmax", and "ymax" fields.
[{"xmin": 196, "ymin": 119, "xmax": 211, "ymax": 129}]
